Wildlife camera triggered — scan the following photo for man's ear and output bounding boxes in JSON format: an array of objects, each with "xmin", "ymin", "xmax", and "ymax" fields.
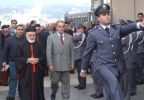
[{"xmin": 97, "ymin": 16, "xmax": 100, "ymax": 22}]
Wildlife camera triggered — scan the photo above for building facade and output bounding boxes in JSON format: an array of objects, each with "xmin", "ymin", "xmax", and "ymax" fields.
[
  {"xmin": 64, "ymin": 12, "xmax": 92, "ymax": 26},
  {"xmin": 111, "ymin": 0, "xmax": 144, "ymax": 23},
  {"xmin": 91, "ymin": 0, "xmax": 144, "ymax": 23}
]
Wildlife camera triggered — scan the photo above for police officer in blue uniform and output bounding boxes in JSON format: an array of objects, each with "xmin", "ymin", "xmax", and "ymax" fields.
[
  {"xmin": 80, "ymin": 4, "xmax": 144, "ymax": 100},
  {"xmin": 121, "ymin": 32, "xmax": 138, "ymax": 100},
  {"xmin": 73, "ymin": 24, "xmax": 87, "ymax": 90},
  {"xmin": 90, "ymin": 50, "xmax": 104, "ymax": 98}
]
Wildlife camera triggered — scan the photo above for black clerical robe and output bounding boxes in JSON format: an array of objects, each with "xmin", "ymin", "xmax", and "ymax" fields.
[{"xmin": 16, "ymin": 40, "xmax": 46, "ymax": 100}]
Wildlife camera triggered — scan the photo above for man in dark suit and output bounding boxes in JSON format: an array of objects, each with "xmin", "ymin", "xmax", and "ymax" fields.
[{"xmin": 80, "ymin": 4, "xmax": 144, "ymax": 100}]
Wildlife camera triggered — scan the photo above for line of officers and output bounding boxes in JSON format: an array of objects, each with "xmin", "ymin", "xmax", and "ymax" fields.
[
  {"xmin": 73, "ymin": 13, "xmax": 144, "ymax": 100},
  {"xmin": 73, "ymin": 12, "xmax": 144, "ymax": 100}
]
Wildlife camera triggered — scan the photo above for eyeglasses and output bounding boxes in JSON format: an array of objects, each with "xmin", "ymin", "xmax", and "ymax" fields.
[{"xmin": 12, "ymin": 23, "xmax": 17, "ymax": 24}]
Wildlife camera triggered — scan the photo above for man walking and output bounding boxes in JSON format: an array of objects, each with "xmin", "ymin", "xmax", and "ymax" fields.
[
  {"xmin": 46, "ymin": 20, "xmax": 74, "ymax": 100},
  {"xmin": 80, "ymin": 4, "xmax": 144, "ymax": 100}
]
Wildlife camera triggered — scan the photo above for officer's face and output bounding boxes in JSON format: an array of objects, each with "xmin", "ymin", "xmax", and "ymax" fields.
[{"xmin": 98, "ymin": 13, "xmax": 111, "ymax": 25}]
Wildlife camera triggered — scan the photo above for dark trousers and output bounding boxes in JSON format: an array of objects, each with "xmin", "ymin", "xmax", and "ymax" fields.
[
  {"xmin": 136, "ymin": 53, "xmax": 144, "ymax": 83},
  {"xmin": 75, "ymin": 60, "xmax": 86, "ymax": 88},
  {"xmin": 121, "ymin": 54, "xmax": 137, "ymax": 100},
  {"xmin": 95, "ymin": 67, "xmax": 123, "ymax": 100},
  {"xmin": 91, "ymin": 63, "xmax": 103, "ymax": 94},
  {"xmin": 121, "ymin": 69, "xmax": 132, "ymax": 100}
]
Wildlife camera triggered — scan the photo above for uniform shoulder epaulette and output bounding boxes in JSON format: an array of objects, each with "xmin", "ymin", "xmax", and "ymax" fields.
[
  {"xmin": 111, "ymin": 24, "xmax": 120, "ymax": 29},
  {"xmin": 88, "ymin": 26, "xmax": 97, "ymax": 32}
]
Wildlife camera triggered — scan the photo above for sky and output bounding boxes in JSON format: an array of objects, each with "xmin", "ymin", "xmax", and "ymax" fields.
[{"xmin": 0, "ymin": 0, "xmax": 91, "ymax": 25}]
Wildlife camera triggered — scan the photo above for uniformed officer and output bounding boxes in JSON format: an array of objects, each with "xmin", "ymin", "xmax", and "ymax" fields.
[
  {"xmin": 73, "ymin": 23, "xmax": 87, "ymax": 90},
  {"xmin": 90, "ymin": 50, "xmax": 104, "ymax": 98},
  {"xmin": 121, "ymin": 31, "xmax": 138, "ymax": 100},
  {"xmin": 80, "ymin": 4, "xmax": 144, "ymax": 100}
]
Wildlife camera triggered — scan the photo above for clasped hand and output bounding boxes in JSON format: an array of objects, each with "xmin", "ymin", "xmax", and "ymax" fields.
[{"xmin": 27, "ymin": 58, "xmax": 39, "ymax": 64}]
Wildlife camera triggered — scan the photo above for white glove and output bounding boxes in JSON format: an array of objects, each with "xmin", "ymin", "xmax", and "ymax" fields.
[{"xmin": 1, "ymin": 64, "xmax": 9, "ymax": 71}]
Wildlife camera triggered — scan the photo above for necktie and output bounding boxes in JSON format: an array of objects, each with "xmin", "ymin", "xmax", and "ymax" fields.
[
  {"xmin": 60, "ymin": 35, "xmax": 64, "ymax": 44},
  {"xmin": 105, "ymin": 27, "xmax": 110, "ymax": 35}
]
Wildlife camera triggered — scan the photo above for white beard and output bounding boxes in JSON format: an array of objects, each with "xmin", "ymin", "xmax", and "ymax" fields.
[
  {"xmin": 27, "ymin": 38, "xmax": 35, "ymax": 43},
  {"xmin": 26, "ymin": 33, "xmax": 35, "ymax": 43}
]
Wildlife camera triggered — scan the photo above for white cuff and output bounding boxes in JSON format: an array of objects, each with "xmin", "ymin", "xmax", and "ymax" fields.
[
  {"xmin": 2, "ymin": 62, "xmax": 6, "ymax": 66},
  {"xmin": 137, "ymin": 22, "xmax": 141, "ymax": 29},
  {"xmin": 81, "ymin": 69, "xmax": 86, "ymax": 72}
]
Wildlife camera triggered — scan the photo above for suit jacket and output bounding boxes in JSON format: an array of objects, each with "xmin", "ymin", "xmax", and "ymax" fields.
[
  {"xmin": 81, "ymin": 23, "xmax": 139, "ymax": 75},
  {"xmin": 46, "ymin": 32, "xmax": 74, "ymax": 71}
]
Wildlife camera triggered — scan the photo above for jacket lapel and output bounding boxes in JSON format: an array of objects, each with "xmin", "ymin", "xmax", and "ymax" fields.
[{"xmin": 63, "ymin": 33, "xmax": 67, "ymax": 47}]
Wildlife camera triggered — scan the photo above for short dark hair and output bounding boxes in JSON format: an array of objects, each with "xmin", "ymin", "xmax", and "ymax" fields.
[
  {"xmin": 26, "ymin": 26, "xmax": 36, "ymax": 32},
  {"xmin": 138, "ymin": 12, "xmax": 144, "ymax": 16},
  {"xmin": 35, "ymin": 24, "xmax": 41, "ymax": 27},
  {"xmin": 64, "ymin": 21, "xmax": 70, "ymax": 24},
  {"xmin": 16, "ymin": 24, "xmax": 24, "ymax": 29},
  {"xmin": 2, "ymin": 25, "xmax": 9, "ymax": 29},
  {"xmin": 11, "ymin": 19, "xmax": 17, "ymax": 24},
  {"xmin": 30, "ymin": 20, "xmax": 36, "ymax": 26}
]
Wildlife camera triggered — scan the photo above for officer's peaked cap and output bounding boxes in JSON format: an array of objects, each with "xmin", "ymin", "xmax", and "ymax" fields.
[{"xmin": 95, "ymin": 4, "xmax": 111, "ymax": 16}]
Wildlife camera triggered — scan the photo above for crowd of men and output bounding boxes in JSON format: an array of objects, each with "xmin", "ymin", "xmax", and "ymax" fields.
[{"xmin": 0, "ymin": 4, "xmax": 144, "ymax": 100}]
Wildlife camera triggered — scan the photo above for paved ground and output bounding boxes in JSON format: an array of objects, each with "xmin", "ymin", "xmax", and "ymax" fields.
[{"xmin": 0, "ymin": 73, "xmax": 144, "ymax": 100}]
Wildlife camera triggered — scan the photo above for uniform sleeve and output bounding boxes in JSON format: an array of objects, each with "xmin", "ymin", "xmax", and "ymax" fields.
[
  {"xmin": 70, "ymin": 37, "xmax": 74, "ymax": 65},
  {"xmin": 81, "ymin": 33, "xmax": 96, "ymax": 71},
  {"xmin": 120, "ymin": 23, "xmax": 140, "ymax": 37},
  {"xmin": 73, "ymin": 34, "xmax": 82, "ymax": 42}
]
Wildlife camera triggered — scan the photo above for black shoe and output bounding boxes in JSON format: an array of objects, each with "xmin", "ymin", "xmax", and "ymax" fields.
[
  {"xmin": 51, "ymin": 94, "xmax": 56, "ymax": 100},
  {"xmin": 70, "ymin": 70, "xmax": 75, "ymax": 74},
  {"xmin": 131, "ymin": 92, "xmax": 136, "ymax": 96},
  {"xmin": 74, "ymin": 85, "xmax": 80, "ymax": 88},
  {"xmin": 77, "ymin": 86, "xmax": 86, "ymax": 90},
  {"xmin": 90, "ymin": 93, "xmax": 103, "ymax": 98},
  {"xmin": 6, "ymin": 96, "xmax": 15, "ymax": 100},
  {"xmin": 136, "ymin": 81, "xmax": 144, "ymax": 85}
]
